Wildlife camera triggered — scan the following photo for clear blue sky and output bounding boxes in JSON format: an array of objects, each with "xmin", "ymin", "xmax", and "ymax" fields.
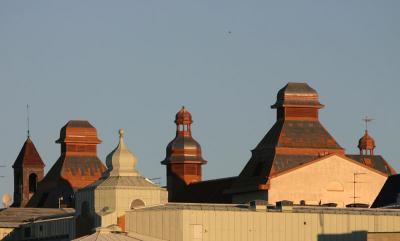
[{"xmin": 0, "ymin": 1, "xmax": 399, "ymax": 197}]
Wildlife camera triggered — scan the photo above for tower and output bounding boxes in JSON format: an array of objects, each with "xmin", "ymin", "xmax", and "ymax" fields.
[
  {"xmin": 162, "ymin": 107, "xmax": 207, "ymax": 200},
  {"xmin": 358, "ymin": 117, "xmax": 375, "ymax": 155},
  {"xmin": 27, "ymin": 120, "xmax": 106, "ymax": 208},
  {"xmin": 12, "ymin": 137, "xmax": 45, "ymax": 207}
]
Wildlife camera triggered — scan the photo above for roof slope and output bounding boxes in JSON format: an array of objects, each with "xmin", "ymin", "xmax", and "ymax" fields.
[
  {"xmin": 347, "ymin": 155, "xmax": 396, "ymax": 176},
  {"xmin": 12, "ymin": 137, "xmax": 45, "ymax": 168},
  {"xmin": 172, "ymin": 177, "xmax": 237, "ymax": 203},
  {"xmin": 371, "ymin": 174, "xmax": 400, "ymax": 208}
]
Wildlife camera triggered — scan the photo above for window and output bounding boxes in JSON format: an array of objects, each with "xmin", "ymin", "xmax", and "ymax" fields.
[
  {"xmin": 130, "ymin": 199, "xmax": 145, "ymax": 209},
  {"xmin": 29, "ymin": 173, "xmax": 38, "ymax": 193}
]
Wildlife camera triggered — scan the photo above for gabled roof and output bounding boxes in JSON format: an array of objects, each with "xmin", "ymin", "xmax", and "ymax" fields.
[{"xmin": 12, "ymin": 137, "xmax": 45, "ymax": 168}]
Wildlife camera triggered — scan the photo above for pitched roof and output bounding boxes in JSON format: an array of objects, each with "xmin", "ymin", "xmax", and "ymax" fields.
[
  {"xmin": 172, "ymin": 177, "xmax": 237, "ymax": 203},
  {"xmin": 347, "ymin": 155, "xmax": 396, "ymax": 176},
  {"xmin": 371, "ymin": 174, "xmax": 400, "ymax": 208},
  {"xmin": 12, "ymin": 137, "xmax": 45, "ymax": 168}
]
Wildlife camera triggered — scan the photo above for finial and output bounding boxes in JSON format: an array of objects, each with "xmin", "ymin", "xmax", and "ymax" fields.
[
  {"xmin": 362, "ymin": 116, "xmax": 373, "ymax": 132},
  {"xmin": 119, "ymin": 129, "xmax": 124, "ymax": 138},
  {"xmin": 26, "ymin": 104, "xmax": 30, "ymax": 138}
]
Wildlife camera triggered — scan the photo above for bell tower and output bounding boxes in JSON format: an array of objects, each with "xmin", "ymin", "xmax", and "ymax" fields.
[
  {"xmin": 12, "ymin": 136, "xmax": 45, "ymax": 207},
  {"xmin": 161, "ymin": 107, "xmax": 207, "ymax": 201}
]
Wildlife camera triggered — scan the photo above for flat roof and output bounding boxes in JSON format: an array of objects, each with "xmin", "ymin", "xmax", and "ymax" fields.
[
  {"xmin": 127, "ymin": 203, "xmax": 400, "ymax": 216},
  {"xmin": 0, "ymin": 208, "xmax": 75, "ymax": 227}
]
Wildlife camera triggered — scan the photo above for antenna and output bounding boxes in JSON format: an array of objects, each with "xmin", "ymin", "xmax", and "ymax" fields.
[
  {"xmin": 26, "ymin": 104, "xmax": 30, "ymax": 138},
  {"xmin": 362, "ymin": 116, "xmax": 373, "ymax": 131},
  {"xmin": 350, "ymin": 172, "xmax": 367, "ymax": 205}
]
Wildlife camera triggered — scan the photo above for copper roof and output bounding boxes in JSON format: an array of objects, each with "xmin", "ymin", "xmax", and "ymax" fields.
[
  {"xmin": 162, "ymin": 107, "xmax": 206, "ymax": 165},
  {"xmin": 56, "ymin": 120, "xmax": 101, "ymax": 144},
  {"xmin": 271, "ymin": 82, "xmax": 324, "ymax": 108},
  {"xmin": 28, "ymin": 120, "xmax": 106, "ymax": 208},
  {"xmin": 228, "ymin": 83, "xmax": 345, "ymax": 194},
  {"xmin": 358, "ymin": 130, "xmax": 376, "ymax": 151},
  {"xmin": 12, "ymin": 137, "xmax": 45, "ymax": 168},
  {"xmin": 175, "ymin": 106, "xmax": 193, "ymax": 125}
]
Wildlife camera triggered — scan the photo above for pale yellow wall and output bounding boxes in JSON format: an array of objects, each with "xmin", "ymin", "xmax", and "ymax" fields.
[
  {"xmin": 125, "ymin": 207, "xmax": 400, "ymax": 241},
  {"xmin": 76, "ymin": 186, "xmax": 168, "ymax": 228},
  {"xmin": 268, "ymin": 155, "xmax": 388, "ymax": 207},
  {"xmin": 126, "ymin": 209, "xmax": 183, "ymax": 241},
  {"xmin": 0, "ymin": 227, "xmax": 14, "ymax": 239}
]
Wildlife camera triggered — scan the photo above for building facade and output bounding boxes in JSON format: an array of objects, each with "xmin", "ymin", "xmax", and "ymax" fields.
[
  {"xmin": 125, "ymin": 203, "xmax": 400, "ymax": 241},
  {"xmin": 75, "ymin": 129, "xmax": 167, "ymax": 237}
]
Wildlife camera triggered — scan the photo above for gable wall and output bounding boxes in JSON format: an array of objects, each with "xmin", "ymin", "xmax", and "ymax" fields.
[{"xmin": 268, "ymin": 155, "xmax": 387, "ymax": 207}]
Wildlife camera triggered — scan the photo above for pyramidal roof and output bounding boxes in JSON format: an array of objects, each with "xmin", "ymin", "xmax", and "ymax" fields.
[{"xmin": 12, "ymin": 137, "xmax": 45, "ymax": 168}]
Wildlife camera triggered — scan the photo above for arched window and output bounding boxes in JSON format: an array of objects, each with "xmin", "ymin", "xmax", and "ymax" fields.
[
  {"xmin": 29, "ymin": 173, "xmax": 37, "ymax": 193},
  {"xmin": 130, "ymin": 199, "xmax": 145, "ymax": 209}
]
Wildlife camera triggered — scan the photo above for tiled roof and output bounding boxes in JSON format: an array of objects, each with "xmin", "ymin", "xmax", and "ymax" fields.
[
  {"xmin": 12, "ymin": 137, "xmax": 45, "ymax": 168},
  {"xmin": 347, "ymin": 155, "xmax": 396, "ymax": 176}
]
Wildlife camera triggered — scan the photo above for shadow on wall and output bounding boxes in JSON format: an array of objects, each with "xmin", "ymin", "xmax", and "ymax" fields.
[{"xmin": 318, "ymin": 231, "xmax": 367, "ymax": 241}]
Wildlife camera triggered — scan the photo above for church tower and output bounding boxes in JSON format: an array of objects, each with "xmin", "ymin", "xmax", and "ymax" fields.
[
  {"xmin": 162, "ymin": 107, "xmax": 207, "ymax": 201},
  {"xmin": 12, "ymin": 137, "xmax": 45, "ymax": 207}
]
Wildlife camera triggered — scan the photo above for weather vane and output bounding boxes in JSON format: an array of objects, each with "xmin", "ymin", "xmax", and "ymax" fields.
[{"xmin": 362, "ymin": 116, "xmax": 373, "ymax": 131}]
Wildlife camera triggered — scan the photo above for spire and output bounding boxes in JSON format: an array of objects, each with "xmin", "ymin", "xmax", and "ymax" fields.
[
  {"xmin": 358, "ymin": 117, "xmax": 376, "ymax": 155},
  {"xmin": 106, "ymin": 129, "xmax": 139, "ymax": 177},
  {"xmin": 26, "ymin": 104, "xmax": 30, "ymax": 138}
]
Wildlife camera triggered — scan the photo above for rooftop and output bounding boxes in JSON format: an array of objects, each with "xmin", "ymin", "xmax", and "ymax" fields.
[
  {"xmin": 128, "ymin": 203, "xmax": 400, "ymax": 216},
  {"xmin": 0, "ymin": 208, "xmax": 74, "ymax": 227}
]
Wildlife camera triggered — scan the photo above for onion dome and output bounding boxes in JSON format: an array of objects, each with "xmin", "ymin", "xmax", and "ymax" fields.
[
  {"xmin": 106, "ymin": 129, "xmax": 139, "ymax": 177},
  {"xmin": 162, "ymin": 107, "xmax": 207, "ymax": 165},
  {"xmin": 358, "ymin": 130, "xmax": 376, "ymax": 155}
]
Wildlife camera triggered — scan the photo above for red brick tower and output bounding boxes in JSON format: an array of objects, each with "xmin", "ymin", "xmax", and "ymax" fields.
[
  {"xmin": 28, "ymin": 120, "xmax": 106, "ymax": 208},
  {"xmin": 12, "ymin": 137, "xmax": 45, "ymax": 207},
  {"xmin": 162, "ymin": 107, "xmax": 207, "ymax": 201}
]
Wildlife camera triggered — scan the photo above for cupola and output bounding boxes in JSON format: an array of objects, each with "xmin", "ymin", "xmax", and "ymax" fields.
[
  {"xmin": 358, "ymin": 130, "xmax": 376, "ymax": 155},
  {"xmin": 106, "ymin": 129, "xmax": 139, "ymax": 177}
]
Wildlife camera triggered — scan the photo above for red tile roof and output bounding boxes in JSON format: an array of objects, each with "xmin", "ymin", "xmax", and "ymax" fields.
[{"xmin": 12, "ymin": 137, "xmax": 45, "ymax": 168}]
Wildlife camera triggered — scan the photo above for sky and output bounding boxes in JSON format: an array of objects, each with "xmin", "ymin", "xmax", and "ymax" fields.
[{"xmin": 0, "ymin": 1, "xmax": 399, "ymax": 197}]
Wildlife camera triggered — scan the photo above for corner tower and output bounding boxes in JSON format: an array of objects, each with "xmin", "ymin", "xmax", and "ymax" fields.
[
  {"xmin": 162, "ymin": 107, "xmax": 207, "ymax": 200},
  {"xmin": 12, "ymin": 137, "xmax": 45, "ymax": 207}
]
